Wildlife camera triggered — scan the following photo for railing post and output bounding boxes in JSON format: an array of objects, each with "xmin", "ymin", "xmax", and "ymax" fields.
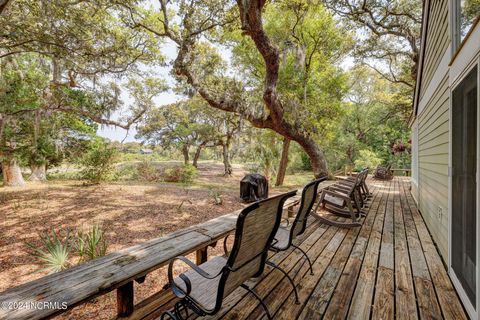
[
  {"xmin": 196, "ymin": 246, "xmax": 208, "ymax": 265},
  {"xmin": 117, "ymin": 281, "xmax": 134, "ymax": 317},
  {"xmin": 288, "ymin": 206, "xmax": 294, "ymax": 218}
]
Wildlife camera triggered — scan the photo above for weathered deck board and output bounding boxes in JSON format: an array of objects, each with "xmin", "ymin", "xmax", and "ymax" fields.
[
  {"xmin": 175, "ymin": 177, "xmax": 468, "ymax": 320},
  {"xmin": 402, "ymin": 180, "xmax": 468, "ymax": 320},
  {"xmin": 372, "ymin": 179, "xmax": 395, "ymax": 320},
  {"xmin": 398, "ymin": 178, "xmax": 442, "ymax": 320},
  {"xmin": 393, "ymin": 179, "xmax": 418, "ymax": 319},
  {"xmin": 322, "ymin": 179, "xmax": 383, "ymax": 319}
]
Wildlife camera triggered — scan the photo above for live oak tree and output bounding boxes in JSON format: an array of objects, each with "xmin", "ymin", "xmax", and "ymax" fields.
[
  {"xmin": 326, "ymin": 66, "xmax": 411, "ymax": 169},
  {"xmin": 136, "ymin": 97, "xmax": 242, "ymax": 175},
  {"xmin": 323, "ymin": 0, "xmax": 422, "ymax": 87},
  {"xmin": 123, "ymin": 0, "xmax": 349, "ymax": 178},
  {"xmin": 0, "ymin": 0, "xmax": 164, "ymax": 186},
  {"xmin": 230, "ymin": 1, "xmax": 351, "ymax": 184}
]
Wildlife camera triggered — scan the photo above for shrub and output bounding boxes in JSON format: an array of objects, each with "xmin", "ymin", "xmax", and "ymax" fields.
[
  {"xmin": 300, "ymin": 151, "xmax": 312, "ymax": 170},
  {"xmin": 112, "ymin": 163, "xmax": 138, "ymax": 181},
  {"xmin": 136, "ymin": 160, "xmax": 161, "ymax": 182},
  {"xmin": 76, "ymin": 225, "xmax": 108, "ymax": 263},
  {"xmin": 26, "ymin": 229, "xmax": 71, "ymax": 273},
  {"xmin": 163, "ymin": 164, "xmax": 197, "ymax": 183},
  {"xmin": 79, "ymin": 139, "xmax": 118, "ymax": 184},
  {"xmin": 354, "ymin": 149, "xmax": 382, "ymax": 171}
]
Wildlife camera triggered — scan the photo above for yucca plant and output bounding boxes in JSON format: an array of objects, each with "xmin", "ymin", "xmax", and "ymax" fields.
[
  {"xmin": 26, "ymin": 229, "xmax": 71, "ymax": 274},
  {"xmin": 209, "ymin": 189, "xmax": 223, "ymax": 205},
  {"xmin": 76, "ymin": 224, "xmax": 108, "ymax": 263}
]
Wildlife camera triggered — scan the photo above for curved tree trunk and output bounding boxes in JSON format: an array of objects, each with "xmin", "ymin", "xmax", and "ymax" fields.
[
  {"xmin": 29, "ymin": 163, "xmax": 47, "ymax": 181},
  {"xmin": 222, "ymin": 143, "xmax": 232, "ymax": 176},
  {"xmin": 182, "ymin": 145, "xmax": 190, "ymax": 165},
  {"xmin": 167, "ymin": 0, "xmax": 329, "ymax": 179},
  {"xmin": 192, "ymin": 143, "xmax": 205, "ymax": 168},
  {"xmin": 275, "ymin": 138, "xmax": 290, "ymax": 186},
  {"xmin": 294, "ymin": 135, "xmax": 328, "ymax": 178},
  {"xmin": 2, "ymin": 158, "xmax": 25, "ymax": 187}
]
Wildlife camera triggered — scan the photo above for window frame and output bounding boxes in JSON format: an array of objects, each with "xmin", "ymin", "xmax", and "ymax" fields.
[
  {"xmin": 448, "ymin": 57, "xmax": 480, "ymax": 320},
  {"xmin": 451, "ymin": 0, "xmax": 480, "ymax": 59}
]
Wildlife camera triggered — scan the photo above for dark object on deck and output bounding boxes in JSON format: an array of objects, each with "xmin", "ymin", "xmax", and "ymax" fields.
[
  {"xmin": 374, "ymin": 164, "xmax": 393, "ymax": 180},
  {"xmin": 240, "ymin": 174, "xmax": 269, "ymax": 203}
]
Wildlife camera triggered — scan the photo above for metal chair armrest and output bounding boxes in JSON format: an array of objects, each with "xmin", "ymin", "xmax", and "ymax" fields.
[{"xmin": 167, "ymin": 255, "xmax": 222, "ymax": 298}]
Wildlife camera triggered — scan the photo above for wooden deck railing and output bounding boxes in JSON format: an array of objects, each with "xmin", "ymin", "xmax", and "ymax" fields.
[{"xmin": 0, "ymin": 191, "xmax": 311, "ymax": 320}]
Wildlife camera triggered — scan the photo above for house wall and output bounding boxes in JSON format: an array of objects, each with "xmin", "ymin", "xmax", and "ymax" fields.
[
  {"xmin": 414, "ymin": 0, "xmax": 451, "ymax": 260},
  {"xmin": 420, "ymin": 0, "xmax": 450, "ymax": 100},
  {"xmin": 417, "ymin": 75, "xmax": 450, "ymax": 259}
]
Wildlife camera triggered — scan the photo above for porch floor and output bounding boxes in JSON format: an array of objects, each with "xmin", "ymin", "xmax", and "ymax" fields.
[{"xmin": 159, "ymin": 177, "xmax": 468, "ymax": 320}]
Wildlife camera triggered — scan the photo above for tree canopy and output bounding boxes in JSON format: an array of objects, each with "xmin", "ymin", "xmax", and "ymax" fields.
[{"xmin": 0, "ymin": 0, "xmax": 417, "ymax": 186}]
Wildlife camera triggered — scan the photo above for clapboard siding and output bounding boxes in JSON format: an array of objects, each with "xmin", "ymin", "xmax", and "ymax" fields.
[
  {"xmin": 417, "ymin": 69, "xmax": 450, "ymax": 259},
  {"xmin": 420, "ymin": 0, "xmax": 450, "ymax": 99}
]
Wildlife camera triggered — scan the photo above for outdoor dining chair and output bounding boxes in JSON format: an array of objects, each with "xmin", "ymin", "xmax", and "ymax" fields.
[
  {"xmin": 161, "ymin": 190, "xmax": 297, "ymax": 320},
  {"xmin": 267, "ymin": 177, "xmax": 327, "ymax": 304}
]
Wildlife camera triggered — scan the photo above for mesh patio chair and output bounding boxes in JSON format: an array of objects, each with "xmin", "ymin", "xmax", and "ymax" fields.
[
  {"xmin": 161, "ymin": 190, "xmax": 297, "ymax": 320},
  {"xmin": 267, "ymin": 177, "xmax": 327, "ymax": 304},
  {"xmin": 312, "ymin": 173, "xmax": 364, "ymax": 228}
]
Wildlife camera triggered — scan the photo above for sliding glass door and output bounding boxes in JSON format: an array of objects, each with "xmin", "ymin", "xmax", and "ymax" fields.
[{"xmin": 452, "ymin": 66, "xmax": 478, "ymax": 308}]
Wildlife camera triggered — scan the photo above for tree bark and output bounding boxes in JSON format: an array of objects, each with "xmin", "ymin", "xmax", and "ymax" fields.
[
  {"xmin": 2, "ymin": 158, "xmax": 25, "ymax": 187},
  {"xmin": 0, "ymin": 0, "xmax": 10, "ymax": 15},
  {"xmin": 275, "ymin": 137, "xmax": 290, "ymax": 186},
  {"xmin": 192, "ymin": 143, "xmax": 205, "ymax": 168},
  {"xmin": 181, "ymin": 144, "xmax": 190, "ymax": 165},
  {"xmin": 29, "ymin": 163, "xmax": 47, "ymax": 181},
  {"xmin": 222, "ymin": 143, "xmax": 232, "ymax": 176}
]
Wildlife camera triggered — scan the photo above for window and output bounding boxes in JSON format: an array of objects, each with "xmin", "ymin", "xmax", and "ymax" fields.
[{"xmin": 453, "ymin": 0, "xmax": 480, "ymax": 50}]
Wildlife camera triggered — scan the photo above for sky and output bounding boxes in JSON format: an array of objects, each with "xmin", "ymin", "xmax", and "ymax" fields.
[{"xmin": 97, "ymin": 38, "xmax": 180, "ymax": 143}]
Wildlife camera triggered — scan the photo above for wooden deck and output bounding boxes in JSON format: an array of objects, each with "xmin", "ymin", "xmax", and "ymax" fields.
[{"xmin": 177, "ymin": 177, "xmax": 468, "ymax": 320}]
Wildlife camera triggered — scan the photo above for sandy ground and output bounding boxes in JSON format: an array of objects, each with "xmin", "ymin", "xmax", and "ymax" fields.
[{"xmin": 0, "ymin": 162, "xmax": 255, "ymax": 319}]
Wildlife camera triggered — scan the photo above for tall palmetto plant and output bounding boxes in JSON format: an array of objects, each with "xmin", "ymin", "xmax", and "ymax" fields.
[{"xmin": 26, "ymin": 229, "xmax": 71, "ymax": 274}]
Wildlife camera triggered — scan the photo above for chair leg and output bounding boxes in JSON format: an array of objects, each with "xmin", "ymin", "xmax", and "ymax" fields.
[
  {"xmin": 266, "ymin": 261, "xmax": 300, "ymax": 304},
  {"xmin": 240, "ymin": 284, "xmax": 272, "ymax": 320},
  {"xmin": 292, "ymin": 244, "xmax": 314, "ymax": 276},
  {"xmin": 161, "ymin": 311, "xmax": 178, "ymax": 320},
  {"xmin": 161, "ymin": 301, "xmax": 189, "ymax": 320}
]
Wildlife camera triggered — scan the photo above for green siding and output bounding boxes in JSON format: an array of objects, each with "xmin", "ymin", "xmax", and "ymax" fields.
[
  {"xmin": 417, "ymin": 73, "xmax": 449, "ymax": 259},
  {"xmin": 420, "ymin": 0, "xmax": 449, "ymax": 99}
]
